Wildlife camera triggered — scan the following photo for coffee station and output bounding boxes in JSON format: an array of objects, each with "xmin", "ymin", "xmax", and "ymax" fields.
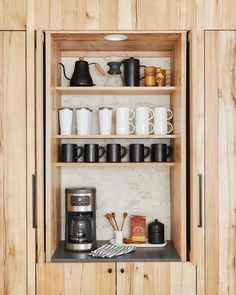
[{"xmin": 43, "ymin": 31, "xmax": 186, "ymax": 266}]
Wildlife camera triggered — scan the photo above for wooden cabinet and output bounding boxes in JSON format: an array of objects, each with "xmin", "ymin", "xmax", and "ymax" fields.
[
  {"xmin": 37, "ymin": 262, "xmax": 116, "ymax": 295},
  {"xmin": 0, "ymin": 0, "xmax": 26, "ymax": 29},
  {"xmin": 0, "ymin": 32, "xmax": 27, "ymax": 294},
  {"xmin": 117, "ymin": 262, "xmax": 196, "ymax": 295},
  {"xmin": 33, "ymin": 0, "xmax": 195, "ymax": 30},
  {"xmin": 37, "ymin": 262, "xmax": 196, "ymax": 295},
  {"xmin": 205, "ymin": 31, "xmax": 236, "ymax": 295}
]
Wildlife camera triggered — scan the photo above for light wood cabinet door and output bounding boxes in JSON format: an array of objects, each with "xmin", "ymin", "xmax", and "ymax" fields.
[
  {"xmin": 205, "ymin": 31, "xmax": 236, "ymax": 295},
  {"xmin": 117, "ymin": 262, "xmax": 196, "ymax": 295},
  {"xmin": 0, "ymin": 0, "xmax": 26, "ymax": 29},
  {"xmin": 0, "ymin": 32, "xmax": 27, "ymax": 294},
  {"xmin": 37, "ymin": 262, "xmax": 116, "ymax": 295}
]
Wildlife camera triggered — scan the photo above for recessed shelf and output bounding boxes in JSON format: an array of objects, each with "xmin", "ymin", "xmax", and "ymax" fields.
[
  {"xmin": 55, "ymin": 134, "xmax": 178, "ymax": 139},
  {"xmin": 55, "ymin": 86, "xmax": 176, "ymax": 96},
  {"xmin": 54, "ymin": 162, "xmax": 176, "ymax": 167}
]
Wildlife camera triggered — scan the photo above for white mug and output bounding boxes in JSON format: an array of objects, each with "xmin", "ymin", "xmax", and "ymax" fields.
[
  {"xmin": 116, "ymin": 107, "xmax": 135, "ymax": 121},
  {"xmin": 154, "ymin": 107, "xmax": 173, "ymax": 121},
  {"xmin": 99, "ymin": 107, "xmax": 113, "ymax": 135},
  {"xmin": 154, "ymin": 107, "xmax": 173, "ymax": 135},
  {"xmin": 76, "ymin": 107, "xmax": 91, "ymax": 135},
  {"xmin": 59, "ymin": 107, "xmax": 73, "ymax": 135},
  {"xmin": 154, "ymin": 121, "xmax": 173, "ymax": 135},
  {"xmin": 116, "ymin": 120, "xmax": 135, "ymax": 135},
  {"xmin": 136, "ymin": 107, "xmax": 154, "ymax": 121},
  {"xmin": 115, "ymin": 231, "xmax": 123, "ymax": 244},
  {"xmin": 135, "ymin": 120, "xmax": 154, "ymax": 135}
]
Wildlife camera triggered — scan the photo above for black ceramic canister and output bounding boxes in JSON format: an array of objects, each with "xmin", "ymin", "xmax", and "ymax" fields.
[{"xmin": 148, "ymin": 219, "xmax": 165, "ymax": 244}]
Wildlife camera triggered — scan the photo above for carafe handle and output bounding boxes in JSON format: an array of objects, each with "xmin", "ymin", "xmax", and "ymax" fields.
[{"xmin": 89, "ymin": 62, "xmax": 106, "ymax": 76}]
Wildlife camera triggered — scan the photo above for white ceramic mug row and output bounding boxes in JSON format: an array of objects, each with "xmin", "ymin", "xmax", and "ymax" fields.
[{"xmin": 59, "ymin": 106, "xmax": 173, "ymax": 136}]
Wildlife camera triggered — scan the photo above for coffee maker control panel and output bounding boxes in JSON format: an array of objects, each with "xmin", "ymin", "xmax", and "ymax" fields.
[{"xmin": 71, "ymin": 195, "xmax": 90, "ymax": 207}]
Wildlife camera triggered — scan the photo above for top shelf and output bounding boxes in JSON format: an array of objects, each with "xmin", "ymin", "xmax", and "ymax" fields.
[{"xmin": 55, "ymin": 86, "xmax": 176, "ymax": 96}]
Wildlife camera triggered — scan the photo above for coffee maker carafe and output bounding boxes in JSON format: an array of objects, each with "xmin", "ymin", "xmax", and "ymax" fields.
[{"xmin": 65, "ymin": 187, "xmax": 96, "ymax": 251}]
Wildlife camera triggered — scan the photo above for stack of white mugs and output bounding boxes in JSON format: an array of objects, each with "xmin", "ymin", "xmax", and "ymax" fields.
[{"xmin": 59, "ymin": 106, "xmax": 173, "ymax": 136}]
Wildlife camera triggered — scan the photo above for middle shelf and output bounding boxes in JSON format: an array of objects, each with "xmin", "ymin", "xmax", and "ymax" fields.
[
  {"xmin": 55, "ymin": 134, "xmax": 178, "ymax": 139},
  {"xmin": 54, "ymin": 162, "xmax": 176, "ymax": 167}
]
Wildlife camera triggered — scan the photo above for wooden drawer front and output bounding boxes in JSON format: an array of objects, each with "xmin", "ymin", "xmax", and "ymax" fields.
[{"xmin": 117, "ymin": 262, "xmax": 196, "ymax": 295}]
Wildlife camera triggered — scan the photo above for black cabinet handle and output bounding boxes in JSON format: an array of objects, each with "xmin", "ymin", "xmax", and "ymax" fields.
[
  {"xmin": 32, "ymin": 174, "xmax": 37, "ymax": 229},
  {"xmin": 108, "ymin": 268, "xmax": 112, "ymax": 273},
  {"xmin": 120, "ymin": 268, "xmax": 125, "ymax": 273},
  {"xmin": 197, "ymin": 173, "xmax": 203, "ymax": 228}
]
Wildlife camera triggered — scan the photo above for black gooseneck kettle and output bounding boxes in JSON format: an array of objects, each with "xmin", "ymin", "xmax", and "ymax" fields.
[
  {"xmin": 60, "ymin": 58, "xmax": 106, "ymax": 87},
  {"xmin": 122, "ymin": 57, "xmax": 145, "ymax": 86}
]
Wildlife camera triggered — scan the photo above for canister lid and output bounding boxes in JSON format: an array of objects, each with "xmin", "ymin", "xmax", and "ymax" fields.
[{"xmin": 148, "ymin": 219, "xmax": 164, "ymax": 232}]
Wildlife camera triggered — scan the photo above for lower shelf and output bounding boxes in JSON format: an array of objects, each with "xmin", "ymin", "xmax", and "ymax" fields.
[
  {"xmin": 51, "ymin": 240, "xmax": 181, "ymax": 263},
  {"xmin": 54, "ymin": 162, "xmax": 176, "ymax": 167}
]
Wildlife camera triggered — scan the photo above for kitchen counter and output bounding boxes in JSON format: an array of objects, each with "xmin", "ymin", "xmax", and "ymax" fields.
[{"xmin": 51, "ymin": 240, "xmax": 181, "ymax": 262}]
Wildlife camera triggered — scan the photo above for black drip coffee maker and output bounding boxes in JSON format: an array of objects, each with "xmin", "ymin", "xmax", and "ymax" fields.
[{"xmin": 65, "ymin": 187, "xmax": 96, "ymax": 251}]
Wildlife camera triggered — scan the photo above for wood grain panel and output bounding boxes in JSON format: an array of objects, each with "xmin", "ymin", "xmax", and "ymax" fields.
[
  {"xmin": 189, "ymin": 30, "xmax": 205, "ymax": 295},
  {"xmin": 0, "ymin": 32, "xmax": 27, "ymax": 294},
  {"xmin": 170, "ymin": 33, "xmax": 187, "ymax": 260},
  {"xmin": 136, "ymin": 0, "xmax": 195, "ymax": 30},
  {"xmin": 37, "ymin": 263, "xmax": 116, "ymax": 295},
  {"xmin": 117, "ymin": 262, "xmax": 196, "ymax": 295},
  {"xmin": 33, "ymin": 0, "xmax": 200, "ymax": 30},
  {"xmin": 0, "ymin": 0, "xmax": 26, "ymax": 29},
  {"xmin": 205, "ymin": 0, "xmax": 236, "ymax": 29},
  {"xmin": 205, "ymin": 31, "xmax": 236, "ymax": 295}
]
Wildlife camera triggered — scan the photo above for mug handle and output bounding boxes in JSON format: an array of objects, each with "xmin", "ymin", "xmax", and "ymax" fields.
[
  {"xmin": 144, "ymin": 146, "xmax": 150, "ymax": 159},
  {"xmin": 76, "ymin": 146, "xmax": 84, "ymax": 159},
  {"xmin": 149, "ymin": 122, "xmax": 154, "ymax": 134},
  {"xmin": 128, "ymin": 122, "xmax": 135, "ymax": 134},
  {"xmin": 129, "ymin": 109, "xmax": 135, "ymax": 121},
  {"xmin": 149, "ymin": 109, "xmax": 154, "ymax": 120},
  {"xmin": 167, "ymin": 122, "xmax": 173, "ymax": 134},
  {"xmin": 121, "ymin": 146, "xmax": 127, "ymax": 159},
  {"xmin": 98, "ymin": 146, "xmax": 105, "ymax": 159},
  {"xmin": 167, "ymin": 109, "xmax": 173, "ymax": 120},
  {"xmin": 167, "ymin": 146, "xmax": 172, "ymax": 158}
]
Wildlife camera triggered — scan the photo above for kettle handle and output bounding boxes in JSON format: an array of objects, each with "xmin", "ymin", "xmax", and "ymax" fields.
[
  {"xmin": 59, "ymin": 63, "xmax": 71, "ymax": 81},
  {"xmin": 89, "ymin": 62, "xmax": 106, "ymax": 76}
]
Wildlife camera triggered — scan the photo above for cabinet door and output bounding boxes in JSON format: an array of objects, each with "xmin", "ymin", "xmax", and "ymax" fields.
[
  {"xmin": 37, "ymin": 262, "xmax": 116, "ymax": 295},
  {"xmin": 0, "ymin": 0, "xmax": 26, "ymax": 29},
  {"xmin": 117, "ymin": 262, "xmax": 196, "ymax": 295},
  {"xmin": 0, "ymin": 32, "xmax": 27, "ymax": 294},
  {"xmin": 205, "ymin": 31, "xmax": 236, "ymax": 295}
]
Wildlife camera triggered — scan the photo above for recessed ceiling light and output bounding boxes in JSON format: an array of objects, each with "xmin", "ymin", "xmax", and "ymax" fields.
[{"xmin": 104, "ymin": 34, "xmax": 128, "ymax": 41}]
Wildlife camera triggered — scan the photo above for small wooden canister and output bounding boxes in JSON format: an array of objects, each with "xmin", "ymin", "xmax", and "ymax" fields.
[
  {"xmin": 144, "ymin": 66, "xmax": 157, "ymax": 86},
  {"xmin": 156, "ymin": 67, "xmax": 166, "ymax": 86}
]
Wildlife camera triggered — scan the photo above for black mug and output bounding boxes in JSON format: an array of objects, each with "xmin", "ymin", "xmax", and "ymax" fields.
[
  {"xmin": 84, "ymin": 144, "xmax": 105, "ymax": 163},
  {"xmin": 129, "ymin": 144, "xmax": 150, "ymax": 162},
  {"xmin": 151, "ymin": 144, "xmax": 171, "ymax": 162},
  {"xmin": 61, "ymin": 144, "xmax": 83, "ymax": 162},
  {"xmin": 106, "ymin": 144, "xmax": 127, "ymax": 163}
]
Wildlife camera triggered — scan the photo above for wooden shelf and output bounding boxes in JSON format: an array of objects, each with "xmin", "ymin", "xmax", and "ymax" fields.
[
  {"xmin": 55, "ymin": 86, "xmax": 176, "ymax": 95},
  {"xmin": 54, "ymin": 162, "xmax": 176, "ymax": 167},
  {"xmin": 55, "ymin": 134, "xmax": 178, "ymax": 139}
]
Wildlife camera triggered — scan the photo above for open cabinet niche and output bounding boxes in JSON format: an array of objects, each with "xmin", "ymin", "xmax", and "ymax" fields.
[{"xmin": 44, "ymin": 31, "xmax": 186, "ymax": 262}]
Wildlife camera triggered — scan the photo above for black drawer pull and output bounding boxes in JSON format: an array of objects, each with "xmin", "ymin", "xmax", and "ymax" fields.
[
  {"xmin": 108, "ymin": 268, "xmax": 112, "ymax": 273},
  {"xmin": 120, "ymin": 268, "xmax": 125, "ymax": 273}
]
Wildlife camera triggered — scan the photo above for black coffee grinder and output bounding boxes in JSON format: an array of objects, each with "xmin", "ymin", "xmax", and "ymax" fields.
[{"xmin": 65, "ymin": 187, "xmax": 96, "ymax": 251}]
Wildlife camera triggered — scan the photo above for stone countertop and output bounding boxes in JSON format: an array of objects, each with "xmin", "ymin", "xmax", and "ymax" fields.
[{"xmin": 51, "ymin": 240, "xmax": 181, "ymax": 263}]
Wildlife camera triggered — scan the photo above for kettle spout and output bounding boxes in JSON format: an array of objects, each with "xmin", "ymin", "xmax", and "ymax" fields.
[{"xmin": 59, "ymin": 63, "xmax": 71, "ymax": 81}]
